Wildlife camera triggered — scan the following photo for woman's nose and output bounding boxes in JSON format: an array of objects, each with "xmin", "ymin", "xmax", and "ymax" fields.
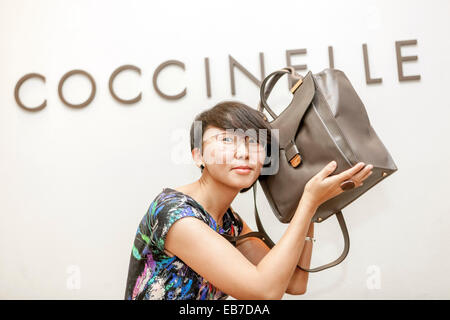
[{"xmin": 235, "ymin": 138, "xmax": 249, "ymax": 158}]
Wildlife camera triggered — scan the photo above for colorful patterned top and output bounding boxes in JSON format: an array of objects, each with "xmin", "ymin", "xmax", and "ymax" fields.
[{"xmin": 124, "ymin": 187, "xmax": 243, "ymax": 300}]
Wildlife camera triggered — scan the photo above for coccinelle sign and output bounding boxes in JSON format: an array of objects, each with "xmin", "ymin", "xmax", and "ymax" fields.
[{"xmin": 14, "ymin": 39, "xmax": 420, "ymax": 112}]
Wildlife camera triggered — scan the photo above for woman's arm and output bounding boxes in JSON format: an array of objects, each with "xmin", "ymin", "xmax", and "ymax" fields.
[
  {"xmin": 165, "ymin": 161, "xmax": 370, "ymax": 299},
  {"xmin": 165, "ymin": 196, "xmax": 317, "ymax": 300},
  {"xmin": 285, "ymin": 221, "xmax": 314, "ymax": 294},
  {"xmin": 252, "ymin": 198, "xmax": 317, "ymax": 299},
  {"xmin": 234, "ymin": 214, "xmax": 314, "ymax": 295}
]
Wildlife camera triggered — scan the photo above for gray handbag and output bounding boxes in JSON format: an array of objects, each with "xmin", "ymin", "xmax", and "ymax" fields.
[{"xmin": 222, "ymin": 67, "xmax": 398, "ymax": 272}]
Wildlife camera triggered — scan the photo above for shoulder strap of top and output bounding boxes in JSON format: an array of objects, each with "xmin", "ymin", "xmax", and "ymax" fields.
[{"xmin": 229, "ymin": 206, "xmax": 243, "ymax": 232}]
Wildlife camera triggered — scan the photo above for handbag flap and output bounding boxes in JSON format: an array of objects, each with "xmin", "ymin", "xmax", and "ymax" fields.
[{"xmin": 270, "ymin": 70, "xmax": 316, "ymax": 148}]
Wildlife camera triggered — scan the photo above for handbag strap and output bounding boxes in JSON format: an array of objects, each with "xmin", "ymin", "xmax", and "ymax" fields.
[
  {"xmin": 221, "ymin": 184, "xmax": 275, "ymax": 248},
  {"xmin": 300, "ymin": 211, "xmax": 350, "ymax": 272},
  {"xmin": 221, "ymin": 183, "xmax": 351, "ymax": 273},
  {"xmin": 258, "ymin": 66, "xmax": 304, "ymax": 120}
]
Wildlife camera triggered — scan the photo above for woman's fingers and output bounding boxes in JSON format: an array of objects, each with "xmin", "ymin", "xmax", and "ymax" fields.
[
  {"xmin": 352, "ymin": 164, "xmax": 373, "ymax": 186},
  {"xmin": 358, "ymin": 169, "xmax": 373, "ymax": 185},
  {"xmin": 329, "ymin": 162, "xmax": 365, "ymax": 183},
  {"xmin": 360, "ymin": 167, "xmax": 373, "ymax": 181},
  {"xmin": 317, "ymin": 161, "xmax": 338, "ymax": 180}
]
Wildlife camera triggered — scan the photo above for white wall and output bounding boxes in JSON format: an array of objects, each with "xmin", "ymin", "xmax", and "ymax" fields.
[{"xmin": 1, "ymin": 0, "xmax": 449, "ymax": 299}]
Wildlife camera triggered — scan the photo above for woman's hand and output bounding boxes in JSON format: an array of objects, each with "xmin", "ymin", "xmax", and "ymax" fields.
[{"xmin": 303, "ymin": 161, "xmax": 373, "ymax": 209}]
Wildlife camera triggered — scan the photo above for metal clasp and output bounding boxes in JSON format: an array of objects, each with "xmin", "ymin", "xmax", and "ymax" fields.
[{"xmin": 285, "ymin": 140, "xmax": 302, "ymax": 168}]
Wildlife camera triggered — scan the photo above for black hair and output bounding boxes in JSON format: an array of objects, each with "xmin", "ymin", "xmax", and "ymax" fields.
[{"xmin": 189, "ymin": 100, "xmax": 273, "ymax": 193}]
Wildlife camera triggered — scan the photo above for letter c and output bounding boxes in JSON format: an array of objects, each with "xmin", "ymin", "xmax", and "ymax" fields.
[
  {"xmin": 152, "ymin": 60, "xmax": 186, "ymax": 100},
  {"xmin": 14, "ymin": 73, "xmax": 47, "ymax": 112}
]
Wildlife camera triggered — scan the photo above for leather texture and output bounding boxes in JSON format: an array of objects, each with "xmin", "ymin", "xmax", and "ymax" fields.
[{"xmin": 222, "ymin": 67, "xmax": 398, "ymax": 272}]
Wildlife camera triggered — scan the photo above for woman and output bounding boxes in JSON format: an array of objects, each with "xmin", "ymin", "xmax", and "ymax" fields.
[{"xmin": 124, "ymin": 101, "xmax": 373, "ymax": 300}]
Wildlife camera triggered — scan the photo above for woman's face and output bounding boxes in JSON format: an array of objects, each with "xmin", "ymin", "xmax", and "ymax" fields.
[{"xmin": 200, "ymin": 126, "xmax": 266, "ymax": 190}]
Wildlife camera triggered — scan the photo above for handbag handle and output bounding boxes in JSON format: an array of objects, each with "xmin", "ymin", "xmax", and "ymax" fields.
[
  {"xmin": 258, "ymin": 67, "xmax": 304, "ymax": 121},
  {"xmin": 221, "ymin": 183, "xmax": 351, "ymax": 273}
]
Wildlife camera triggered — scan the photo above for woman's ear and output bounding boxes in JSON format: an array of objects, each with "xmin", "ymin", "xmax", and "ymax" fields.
[{"xmin": 192, "ymin": 147, "xmax": 203, "ymax": 168}]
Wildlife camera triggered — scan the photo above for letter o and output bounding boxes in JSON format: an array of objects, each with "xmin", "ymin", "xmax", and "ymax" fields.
[
  {"xmin": 58, "ymin": 69, "xmax": 96, "ymax": 108},
  {"xmin": 14, "ymin": 73, "xmax": 47, "ymax": 112}
]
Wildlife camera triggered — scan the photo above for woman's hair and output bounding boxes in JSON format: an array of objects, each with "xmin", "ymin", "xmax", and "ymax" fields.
[{"xmin": 189, "ymin": 101, "xmax": 273, "ymax": 193}]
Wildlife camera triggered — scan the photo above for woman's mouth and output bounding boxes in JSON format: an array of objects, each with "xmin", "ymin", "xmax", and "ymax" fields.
[{"xmin": 231, "ymin": 166, "xmax": 253, "ymax": 175}]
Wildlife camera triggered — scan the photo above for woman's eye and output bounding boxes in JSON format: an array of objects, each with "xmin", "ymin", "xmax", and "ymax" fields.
[{"xmin": 222, "ymin": 136, "xmax": 234, "ymax": 143}]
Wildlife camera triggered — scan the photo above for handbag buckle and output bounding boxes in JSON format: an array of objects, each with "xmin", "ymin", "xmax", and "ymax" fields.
[
  {"xmin": 290, "ymin": 154, "xmax": 302, "ymax": 167},
  {"xmin": 285, "ymin": 140, "xmax": 302, "ymax": 168}
]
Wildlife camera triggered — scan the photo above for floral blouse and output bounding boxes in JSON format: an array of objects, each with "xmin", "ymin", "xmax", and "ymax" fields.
[{"xmin": 124, "ymin": 187, "xmax": 243, "ymax": 300}]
